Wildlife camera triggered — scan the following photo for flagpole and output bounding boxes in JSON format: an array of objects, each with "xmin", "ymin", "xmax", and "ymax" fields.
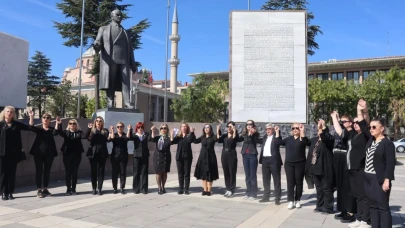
[
  {"xmin": 163, "ymin": 0, "xmax": 170, "ymax": 122},
  {"xmin": 149, "ymin": 70, "xmax": 152, "ymax": 121},
  {"xmin": 248, "ymin": 0, "xmax": 250, "ymax": 10},
  {"xmin": 77, "ymin": 0, "xmax": 85, "ymax": 118}
]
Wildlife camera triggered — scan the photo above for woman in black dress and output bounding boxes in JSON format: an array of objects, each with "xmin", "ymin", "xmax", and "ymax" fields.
[
  {"xmin": 217, "ymin": 121, "xmax": 238, "ymax": 198},
  {"xmin": 194, "ymin": 124, "xmax": 219, "ymax": 196},
  {"xmin": 86, "ymin": 116, "xmax": 109, "ymax": 195},
  {"xmin": 171, "ymin": 123, "xmax": 195, "ymax": 195},
  {"xmin": 108, "ymin": 122, "xmax": 131, "ymax": 194},
  {"xmin": 55, "ymin": 118, "xmax": 86, "ymax": 196},
  {"xmin": 0, "ymin": 106, "xmax": 30, "ymax": 200},
  {"xmin": 130, "ymin": 122, "xmax": 150, "ymax": 194},
  {"xmin": 151, "ymin": 124, "xmax": 172, "ymax": 194},
  {"xmin": 28, "ymin": 111, "xmax": 59, "ymax": 198}
]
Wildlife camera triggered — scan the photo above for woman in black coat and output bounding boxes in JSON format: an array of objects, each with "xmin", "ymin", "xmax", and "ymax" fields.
[
  {"xmin": 55, "ymin": 118, "xmax": 86, "ymax": 196},
  {"xmin": 305, "ymin": 119, "xmax": 334, "ymax": 214},
  {"xmin": 364, "ymin": 118, "xmax": 396, "ymax": 228},
  {"xmin": 0, "ymin": 106, "xmax": 30, "ymax": 200},
  {"xmin": 193, "ymin": 124, "xmax": 219, "ymax": 196},
  {"xmin": 217, "ymin": 121, "xmax": 238, "ymax": 198},
  {"xmin": 130, "ymin": 122, "xmax": 150, "ymax": 194},
  {"xmin": 171, "ymin": 123, "xmax": 195, "ymax": 195},
  {"xmin": 86, "ymin": 116, "xmax": 109, "ymax": 195},
  {"xmin": 28, "ymin": 111, "xmax": 58, "ymax": 198},
  {"xmin": 151, "ymin": 124, "xmax": 172, "ymax": 195}
]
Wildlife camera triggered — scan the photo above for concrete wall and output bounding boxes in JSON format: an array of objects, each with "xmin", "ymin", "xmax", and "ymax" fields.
[{"xmin": 16, "ymin": 120, "xmax": 323, "ymax": 188}]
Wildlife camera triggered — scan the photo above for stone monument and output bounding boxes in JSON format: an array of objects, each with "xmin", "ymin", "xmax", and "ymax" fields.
[
  {"xmin": 93, "ymin": 9, "xmax": 144, "ymax": 153},
  {"xmin": 0, "ymin": 32, "xmax": 29, "ymax": 108},
  {"xmin": 229, "ymin": 11, "xmax": 307, "ymax": 123}
]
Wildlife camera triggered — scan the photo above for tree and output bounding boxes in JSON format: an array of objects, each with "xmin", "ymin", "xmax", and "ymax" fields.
[
  {"xmin": 48, "ymin": 79, "xmax": 75, "ymax": 117},
  {"xmin": 27, "ymin": 51, "xmax": 59, "ymax": 116},
  {"xmin": 171, "ymin": 75, "xmax": 229, "ymax": 122},
  {"xmin": 261, "ymin": 0, "xmax": 322, "ymax": 56},
  {"xmin": 141, "ymin": 69, "xmax": 150, "ymax": 85},
  {"xmin": 85, "ymin": 91, "xmax": 108, "ymax": 118},
  {"xmin": 69, "ymin": 93, "xmax": 89, "ymax": 118},
  {"xmin": 54, "ymin": 0, "xmax": 151, "ymax": 111}
]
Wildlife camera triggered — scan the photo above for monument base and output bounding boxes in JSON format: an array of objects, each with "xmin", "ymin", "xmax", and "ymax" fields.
[{"xmin": 96, "ymin": 108, "xmax": 144, "ymax": 154}]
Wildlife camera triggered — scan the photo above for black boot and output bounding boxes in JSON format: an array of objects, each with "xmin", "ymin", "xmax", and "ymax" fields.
[{"xmin": 2, "ymin": 193, "xmax": 9, "ymax": 200}]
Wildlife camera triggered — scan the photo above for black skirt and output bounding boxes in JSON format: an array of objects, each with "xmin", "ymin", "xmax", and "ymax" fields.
[
  {"xmin": 194, "ymin": 150, "xmax": 219, "ymax": 182},
  {"xmin": 153, "ymin": 150, "xmax": 171, "ymax": 173},
  {"xmin": 333, "ymin": 150, "xmax": 357, "ymax": 213}
]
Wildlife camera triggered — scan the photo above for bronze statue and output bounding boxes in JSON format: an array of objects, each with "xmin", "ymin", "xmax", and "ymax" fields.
[{"xmin": 93, "ymin": 9, "xmax": 137, "ymax": 109}]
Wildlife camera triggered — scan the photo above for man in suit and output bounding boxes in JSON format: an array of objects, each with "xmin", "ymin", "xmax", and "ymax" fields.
[
  {"xmin": 259, "ymin": 123, "xmax": 283, "ymax": 204},
  {"xmin": 94, "ymin": 9, "xmax": 137, "ymax": 108}
]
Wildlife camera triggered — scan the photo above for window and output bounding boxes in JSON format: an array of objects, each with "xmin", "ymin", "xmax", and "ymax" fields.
[
  {"xmin": 308, "ymin": 74, "xmax": 314, "ymax": 80},
  {"xmin": 363, "ymin": 70, "xmax": 376, "ymax": 80},
  {"xmin": 347, "ymin": 71, "xmax": 359, "ymax": 84},
  {"xmin": 331, "ymin": 72, "xmax": 343, "ymax": 80},
  {"xmin": 317, "ymin": 73, "xmax": 328, "ymax": 80}
]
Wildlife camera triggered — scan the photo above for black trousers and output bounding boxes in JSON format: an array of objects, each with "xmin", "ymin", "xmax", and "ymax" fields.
[
  {"xmin": 34, "ymin": 153, "xmax": 54, "ymax": 189},
  {"xmin": 333, "ymin": 151, "xmax": 356, "ymax": 213},
  {"xmin": 111, "ymin": 156, "xmax": 128, "ymax": 190},
  {"xmin": 262, "ymin": 157, "xmax": 281, "ymax": 201},
  {"xmin": 243, "ymin": 153, "xmax": 258, "ymax": 197},
  {"xmin": 0, "ymin": 155, "xmax": 17, "ymax": 195},
  {"xmin": 349, "ymin": 169, "xmax": 370, "ymax": 223},
  {"xmin": 365, "ymin": 173, "xmax": 392, "ymax": 228},
  {"xmin": 312, "ymin": 174, "xmax": 334, "ymax": 211},
  {"xmin": 106, "ymin": 63, "xmax": 131, "ymax": 107},
  {"xmin": 221, "ymin": 151, "xmax": 237, "ymax": 193},
  {"xmin": 133, "ymin": 156, "xmax": 149, "ymax": 192},
  {"xmin": 63, "ymin": 154, "xmax": 82, "ymax": 190},
  {"xmin": 89, "ymin": 155, "xmax": 107, "ymax": 190},
  {"xmin": 284, "ymin": 161, "xmax": 305, "ymax": 201},
  {"xmin": 177, "ymin": 158, "xmax": 192, "ymax": 191}
]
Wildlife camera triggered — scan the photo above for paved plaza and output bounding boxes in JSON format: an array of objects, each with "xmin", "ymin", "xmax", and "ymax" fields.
[{"xmin": 0, "ymin": 162, "xmax": 405, "ymax": 228}]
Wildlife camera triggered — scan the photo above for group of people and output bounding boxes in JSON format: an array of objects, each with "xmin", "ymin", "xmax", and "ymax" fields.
[{"xmin": 0, "ymin": 99, "xmax": 395, "ymax": 228}]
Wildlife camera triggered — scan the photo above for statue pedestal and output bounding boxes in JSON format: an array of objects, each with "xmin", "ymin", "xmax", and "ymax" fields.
[{"xmin": 95, "ymin": 108, "xmax": 144, "ymax": 154}]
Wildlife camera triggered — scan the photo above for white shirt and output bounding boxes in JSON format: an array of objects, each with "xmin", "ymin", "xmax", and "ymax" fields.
[{"xmin": 263, "ymin": 135, "xmax": 273, "ymax": 157}]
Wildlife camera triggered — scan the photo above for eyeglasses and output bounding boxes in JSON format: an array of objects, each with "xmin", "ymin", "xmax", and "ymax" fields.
[
  {"xmin": 291, "ymin": 127, "xmax": 299, "ymax": 130},
  {"xmin": 96, "ymin": 120, "xmax": 103, "ymax": 123},
  {"xmin": 68, "ymin": 122, "xmax": 77, "ymax": 125},
  {"xmin": 369, "ymin": 126, "xmax": 377, "ymax": 130},
  {"xmin": 246, "ymin": 123, "xmax": 253, "ymax": 126},
  {"xmin": 353, "ymin": 121, "xmax": 360, "ymax": 125},
  {"xmin": 138, "ymin": 126, "xmax": 144, "ymax": 129},
  {"xmin": 340, "ymin": 120, "xmax": 350, "ymax": 124},
  {"xmin": 42, "ymin": 116, "xmax": 50, "ymax": 120},
  {"xmin": 117, "ymin": 126, "xmax": 124, "ymax": 128},
  {"xmin": 160, "ymin": 127, "xmax": 168, "ymax": 130},
  {"xmin": 227, "ymin": 125, "xmax": 233, "ymax": 128}
]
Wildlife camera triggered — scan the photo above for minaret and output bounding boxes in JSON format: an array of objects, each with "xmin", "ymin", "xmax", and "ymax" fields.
[{"xmin": 169, "ymin": 0, "xmax": 180, "ymax": 93}]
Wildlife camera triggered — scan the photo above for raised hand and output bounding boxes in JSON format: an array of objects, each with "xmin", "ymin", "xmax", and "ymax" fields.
[
  {"xmin": 88, "ymin": 123, "xmax": 93, "ymax": 129},
  {"xmin": 299, "ymin": 124, "xmax": 305, "ymax": 131},
  {"xmin": 56, "ymin": 116, "xmax": 62, "ymax": 124},
  {"xmin": 109, "ymin": 125, "xmax": 114, "ymax": 133},
  {"xmin": 216, "ymin": 125, "xmax": 221, "ymax": 132},
  {"xmin": 358, "ymin": 99, "xmax": 367, "ymax": 111},
  {"xmin": 274, "ymin": 126, "xmax": 280, "ymax": 132},
  {"xmin": 331, "ymin": 111, "xmax": 338, "ymax": 119},
  {"xmin": 151, "ymin": 125, "xmax": 156, "ymax": 131},
  {"xmin": 190, "ymin": 127, "xmax": 195, "ymax": 132},
  {"xmin": 127, "ymin": 125, "xmax": 132, "ymax": 131},
  {"xmin": 28, "ymin": 110, "xmax": 34, "ymax": 118},
  {"xmin": 320, "ymin": 119, "xmax": 326, "ymax": 129},
  {"xmin": 249, "ymin": 127, "xmax": 256, "ymax": 134}
]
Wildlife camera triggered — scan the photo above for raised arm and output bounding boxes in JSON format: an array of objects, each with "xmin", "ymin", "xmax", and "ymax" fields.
[
  {"xmin": 150, "ymin": 125, "xmax": 157, "ymax": 141},
  {"xmin": 331, "ymin": 111, "xmax": 343, "ymax": 136},
  {"xmin": 193, "ymin": 135, "xmax": 202, "ymax": 144},
  {"xmin": 319, "ymin": 120, "xmax": 334, "ymax": 149},
  {"xmin": 126, "ymin": 125, "xmax": 132, "ymax": 140},
  {"xmin": 85, "ymin": 123, "xmax": 93, "ymax": 141},
  {"xmin": 107, "ymin": 126, "xmax": 114, "ymax": 141}
]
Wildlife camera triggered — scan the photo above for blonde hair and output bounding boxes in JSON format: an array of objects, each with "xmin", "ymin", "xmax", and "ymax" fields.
[
  {"xmin": 116, "ymin": 121, "xmax": 125, "ymax": 127},
  {"xmin": 66, "ymin": 119, "xmax": 81, "ymax": 130},
  {"xmin": 265, "ymin": 123, "xmax": 274, "ymax": 128},
  {"xmin": 91, "ymin": 116, "xmax": 107, "ymax": 135},
  {"xmin": 0, "ymin": 106, "xmax": 16, "ymax": 121},
  {"xmin": 177, "ymin": 123, "xmax": 190, "ymax": 137},
  {"xmin": 160, "ymin": 123, "xmax": 169, "ymax": 135}
]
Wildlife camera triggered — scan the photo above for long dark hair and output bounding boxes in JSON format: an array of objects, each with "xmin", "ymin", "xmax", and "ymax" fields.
[
  {"xmin": 202, "ymin": 124, "xmax": 214, "ymax": 137},
  {"xmin": 242, "ymin": 119, "xmax": 257, "ymax": 136}
]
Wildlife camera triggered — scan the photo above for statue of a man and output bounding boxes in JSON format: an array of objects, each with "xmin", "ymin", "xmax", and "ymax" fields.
[{"xmin": 93, "ymin": 9, "xmax": 137, "ymax": 109}]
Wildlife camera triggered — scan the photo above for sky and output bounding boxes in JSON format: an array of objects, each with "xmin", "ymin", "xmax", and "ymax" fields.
[{"xmin": 1, "ymin": 0, "xmax": 405, "ymax": 84}]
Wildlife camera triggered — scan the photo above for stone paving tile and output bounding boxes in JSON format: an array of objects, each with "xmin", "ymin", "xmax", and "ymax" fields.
[
  {"xmin": 19, "ymin": 215, "xmax": 72, "ymax": 227},
  {"xmin": 0, "ymin": 223, "xmax": 38, "ymax": 228},
  {"xmin": 0, "ymin": 211, "xmax": 46, "ymax": 223}
]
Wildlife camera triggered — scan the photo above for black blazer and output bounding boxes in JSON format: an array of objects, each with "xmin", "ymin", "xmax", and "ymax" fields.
[
  {"xmin": 110, "ymin": 133, "xmax": 130, "ymax": 159},
  {"xmin": 58, "ymin": 126, "xmax": 86, "ymax": 155},
  {"xmin": 365, "ymin": 137, "xmax": 396, "ymax": 184},
  {"xmin": 0, "ymin": 120, "xmax": 29, "ymax": 156},
  {"xmin": 305, "ymin": 127, "xmax": 335, "ymax": 177},
  {"xmin": 172, "ymin": 132, "xmax": 196, "ymax": 161},
  {"xmin": 131, "ymin": 131, "xmax": 150, "ymax": 158},
  {"xmin": 86, "ymin": 128, "xmax": 109, "ymax": 158},
  {"xmin": 29, "ymin": 125, "xmax": 59, "ymax": 157},
  {"xmin": 259, "ymin": 134, "xmax": 283, "ymax": 166},
  {"xmin": 238, "ymin": 132, "xmax": 263, "ymax": 155}
]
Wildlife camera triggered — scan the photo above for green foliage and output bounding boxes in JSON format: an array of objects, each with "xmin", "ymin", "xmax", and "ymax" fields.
[
  {"xmin": 85, "ymin": 91, "xmax": 108, "ymax": 118},
  {"xmin": 70, "ymin": 94, "xmax": 89, "ymax": 118},
  {"xmin": 141, "ymin": 69, "xmax": 150, "ymax": 85},
  {"xmin": 261, "ymin": 0, "xmax": 322, "ymax": 56},
  {"xmin": 48, "ymin": 79, "xmax": 75, "ymax": 117},
  {"xmin": 27, "ymin": 51, "xmax": 60, "ymax": 116},
  {"xmin": 171, "ymin": 75, "xmax": 229, "ymax": 122}
]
